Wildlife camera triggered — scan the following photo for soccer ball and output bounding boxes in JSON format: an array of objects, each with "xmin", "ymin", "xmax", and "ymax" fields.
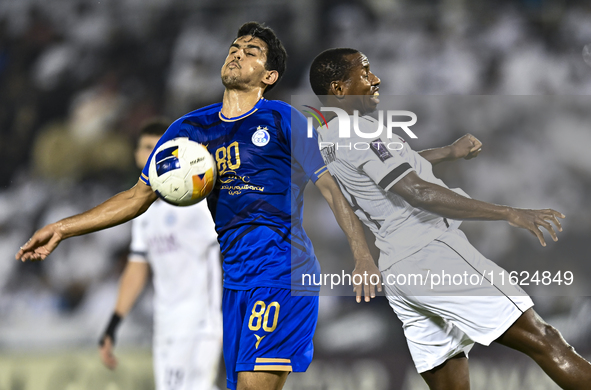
[{"xmin": 148, "ymin": 138, "xmax": 216, "ymax": 206}]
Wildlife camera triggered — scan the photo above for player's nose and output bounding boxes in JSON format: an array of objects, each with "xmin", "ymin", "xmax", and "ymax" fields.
[{"xmin": 371, "ymin": 72, "xmax": 381, "ymax": 85}]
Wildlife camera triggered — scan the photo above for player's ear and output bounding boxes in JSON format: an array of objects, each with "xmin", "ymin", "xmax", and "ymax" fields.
[
  {"xmin": 329, "ymin": 80, "xmax": 346, "ymax": 99},
  {"xmin": 262, "ymin": 70, "xmax": 279, "ymax": 88}
]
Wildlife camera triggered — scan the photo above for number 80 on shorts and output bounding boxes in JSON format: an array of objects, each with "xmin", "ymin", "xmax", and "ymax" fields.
[{"xmin": 248, "ymin": 301, "xmax": 280, "ymax": 332}]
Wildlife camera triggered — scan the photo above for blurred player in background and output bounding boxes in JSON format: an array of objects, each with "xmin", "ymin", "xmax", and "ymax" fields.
[
  {"xmin": 309, "ymin": 48, "xmax": 591, "ymax": 390},
  {"xmin": 98, "ymin": 119, "xmax": 222, "ymax": 390},
  {"xmin": 17, "ymin": 23, "xmax": 379, "ymax": 390}
]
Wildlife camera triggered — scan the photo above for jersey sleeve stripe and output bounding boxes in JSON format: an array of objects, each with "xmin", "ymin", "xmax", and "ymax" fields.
[
  {"xmin": 254, "ymin": 365, "xmax": 293, "ymax": 372},
  {"xmin": 128, "ymin": 252, "xmax": 148, "ymax": 263},
  {"xmin": 378, "ymin": 163, "xmax": 413, "ymax": 191},
  {"xmin": 140, "ymin": 173, "xmax": 149, "ymax": 185},
  {"xmin": 314, "ymin": 165, "xmax": 327, "ymax": 175},
  {"xmin": 317, "ymin": 169, "xmax": 329, "ymax": 179},
  {"xmin": 130, "ymin": 250, "xmax": 147, "ymax": 256},
  {"xmin": 255, "ymin": 358, "xmax": 291, "ymax": 363}
]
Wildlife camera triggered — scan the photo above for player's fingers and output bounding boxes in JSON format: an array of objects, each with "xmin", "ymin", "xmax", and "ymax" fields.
[
  {"xmin": 20, "ymin": 237, "xmax": 36, "ymax": 251},
  {"xmin": 20, "ymin": 252, "xmax": 33, "ymax": 262},
  {"xmin": 368, "ymin": 280, "xmax": 376, "ymax": 299},
  {"xmin": 530, "ymin": 225, "xmax": 546, "ymax": 247},
  {"xmin": 548, "ymin": 210, "xmax": 565, "ymax": 230},
  {"xmin": 466, "ymin": 148, "xmax": 482, "ymax": 159},
  {"xmin": 99, "ymin": 347, "xmax": 110, "ymax": 366},
  {"xmin": 537, "ymin": 219, "xmax": 558, "ymax": 242},
  {"xmin": 470, "ymin": 136, "xmax": 483, "ymax": 150},
  {"xmin": 353, "ymin": 283, "xmax": 362, "ymax": 303},
  {"xmin": 554, "ymin": 210, "xmax": 566, "ymax": 219},
  {"xmin": 545, "ymin": 213, "xmax": 562, "ymax": 232},
  {"xmin": 16, "ymin": 238, "xmax": 35, "ymax": 260}
]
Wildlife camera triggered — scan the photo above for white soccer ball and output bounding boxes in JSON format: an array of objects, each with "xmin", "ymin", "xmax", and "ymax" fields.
[{"xmin": 148, "ymin": 138, "xmax": 216, "ymax": 206}]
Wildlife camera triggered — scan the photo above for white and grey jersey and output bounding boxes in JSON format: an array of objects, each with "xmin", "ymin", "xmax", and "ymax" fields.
[
  {"xmin": 316, "ymin": 115, "xmax": 467, "ymax": 270},
  {"xmin": 130, "ymin": 199, "xmax": 221, "ymax": 337}
]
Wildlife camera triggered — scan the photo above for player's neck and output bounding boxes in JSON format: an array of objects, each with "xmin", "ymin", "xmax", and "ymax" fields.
[{"xmin": 221, "ymin": 88, "xmax": 264, "ymax": 118}]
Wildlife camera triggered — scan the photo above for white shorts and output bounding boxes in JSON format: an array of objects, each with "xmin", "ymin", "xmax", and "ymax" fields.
[
  {"xmin": 153, "ymin": 333, "xmax": 222, "ymax": 390},
  {"xmin": 382, "ymin": 229, "xmax": 534, "ymax": 373}
]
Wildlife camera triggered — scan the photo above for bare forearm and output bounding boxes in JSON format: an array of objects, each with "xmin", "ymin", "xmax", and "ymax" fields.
[
  {"xmin": 418, "ymin": 146, "xmax": 455, "ymax": 165},
  {"xmin": 328, "ymin": 191, "xmax": 373, "ymax": 263},
  {"xmin": 114, "ymin": 262, "xmax": 149, "ymax": 316},
  {"xmin": 316, "ymin": 175, "xmax": 373, "ymax": 264},
  {"xmin": 59, "ymin": 183, "xmax": 157, "ymax": 239},
  {"xmin": 405, "ymin": 183, "xmax": 511, "ymax": 221}
]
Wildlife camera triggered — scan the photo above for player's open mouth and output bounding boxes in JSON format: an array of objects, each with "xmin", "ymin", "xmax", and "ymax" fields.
[{"xmin": 370, "ymin": 91, "xmax": 380, "ymax": 104}]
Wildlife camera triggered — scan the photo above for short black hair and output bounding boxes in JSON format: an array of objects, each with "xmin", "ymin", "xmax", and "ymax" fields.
[
  {"xmin": 309, "ymin": 48, "xmax": 360, "ymax": 96},
  {"xmin": 236, "ymin": 21, "xmax": 287, "ymax": 92},
  {"xmin": 138, "ymin": 118, "xmax": 170, "ymax": 139}
]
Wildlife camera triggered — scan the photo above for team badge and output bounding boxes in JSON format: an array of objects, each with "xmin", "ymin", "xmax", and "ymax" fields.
[
  {"xmin": 252, "ymin": 126, "xmax": 270, "ymax": 147},
  {"xmin": 370, "ymin": 138, "xmax": 393, "ymax": 162}
]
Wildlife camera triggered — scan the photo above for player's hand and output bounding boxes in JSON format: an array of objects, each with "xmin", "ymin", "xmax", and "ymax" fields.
[
  {"xmin": 352, "ymin": 259, "xmax": 382, "ymax": 303},
  {"xmin": 450, "ymin": 134, "xmax": 482, "ymax": 160},
  {"xmin": 507, "ymin": 208, "xmax": 565, "ymax": 247},
  {"xmin": 15, "ymin": 223, "xmax": 63, "ymax": 262},
  {"xmin": 99, "ymin": 335, "xmax": 118, "ymax": 370}
]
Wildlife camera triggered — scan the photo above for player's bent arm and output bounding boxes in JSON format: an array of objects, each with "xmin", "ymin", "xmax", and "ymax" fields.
[
  {"xmin": 315, "ymin": 173, "xmax": 374, "ymax": 264},
  {"xmin": 391, "ymin": 171, "xmax": 564, "ymax": 246},
  {"xmin": 419, "ymin": 134, "xmax": 482, "ymax": 165},
  {"xmin": 16, "ymin": 179, "xmax": 158, "ymax": 262},
  {"xmin": 315, "ymin": 173, "xmax": 382, "ymax": 302},
  {"xmin": 418, "ymin": 146, "xmax": 456, "ymax": 165}
]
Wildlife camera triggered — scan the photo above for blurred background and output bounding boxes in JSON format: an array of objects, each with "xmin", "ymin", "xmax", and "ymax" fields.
[{"xmin": 1, "ymin": 0, "xmax": 591, "ymax": 389}]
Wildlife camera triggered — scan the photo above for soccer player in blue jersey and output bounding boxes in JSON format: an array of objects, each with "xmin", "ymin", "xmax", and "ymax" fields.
[{"xmin": 16, "ymin": 22, "xmax": 380, "ymax": 390}]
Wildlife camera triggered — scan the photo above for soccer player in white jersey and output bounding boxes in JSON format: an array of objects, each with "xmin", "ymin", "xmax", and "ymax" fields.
[
  {"xmin": 98, "ymin": 119, "xmax": 222, "ymax": 390},
  {"xmin": 309, "ymin": 48, "xmax": 591, "ymax": 390}
]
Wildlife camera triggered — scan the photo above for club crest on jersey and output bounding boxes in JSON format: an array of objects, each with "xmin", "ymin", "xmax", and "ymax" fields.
[{"xmin": 252, "ymin": 126, "xmax": 270, "ymax": 147}]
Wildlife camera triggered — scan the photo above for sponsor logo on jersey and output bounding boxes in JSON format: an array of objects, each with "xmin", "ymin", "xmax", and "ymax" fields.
[
  {"xmin": 255, "ymin": 334, "xmax": 266, "ymax": 349},
  {"xmin": 252, "ymin": 126, "xmax": 270, "ymax": 146}
]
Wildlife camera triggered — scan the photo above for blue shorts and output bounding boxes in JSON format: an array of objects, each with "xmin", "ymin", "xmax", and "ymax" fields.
[{"xmin": 223, "ymin": 287, "xmax": 318, "ymax": 390}]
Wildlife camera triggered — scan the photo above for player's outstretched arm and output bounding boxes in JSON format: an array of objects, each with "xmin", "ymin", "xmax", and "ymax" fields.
[
  {"xmin": 419, "ymin": 134, "xmax": 482, "ymax": 165},
  {"xmin": 16, "ymin": 179, "xmax": 158, "ymax": 262},
  {"xmin": 392, "ymin": 172, "xmax": 564, "ymax": 246},
  {"xmin": 315, "ymin": 173, "xmax": 382, "ymax": 302},
  {"xmin": 99, "ymin": 260, "xmax": 150, "ymax": 370}
]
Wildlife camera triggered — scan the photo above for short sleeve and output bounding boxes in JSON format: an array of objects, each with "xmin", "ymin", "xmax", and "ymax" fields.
[
  {"xmin": 139, "ymin": 120, "xmax": 190, "ymax": 186},
  {"xmin": 288, "ymin": 108, "xmax": 328, "ymax": 183},
  {"xmin": 128, "ymin": 217, "xmax": 148, "ymax": 263},
  {"xmin": 357, "ymin": 138, "xmax": 414, "ymax": 191}
]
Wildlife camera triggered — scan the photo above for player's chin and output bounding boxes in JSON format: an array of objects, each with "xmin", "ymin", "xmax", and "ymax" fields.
[
  {"xmin": 221, "ymin": 75, "xmax": 246, "ymax": 90},
  {"xmin": 362, "ymin": 100, "xmax": 379, "ymax": 115}
]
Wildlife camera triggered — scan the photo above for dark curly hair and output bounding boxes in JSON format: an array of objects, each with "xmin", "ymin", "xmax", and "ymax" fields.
[
  {"xmin": 236, "ymin": 22, "xmax": 287, "ymax": 92},
  {"xmin": 309, "ymin": 48, "xmax": 360, "ymax": 96}
]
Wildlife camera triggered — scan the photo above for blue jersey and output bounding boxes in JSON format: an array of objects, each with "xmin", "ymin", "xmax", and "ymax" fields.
[{"xmin": 141, "ymin": 98, "xmax": 327, "ymax": 291}]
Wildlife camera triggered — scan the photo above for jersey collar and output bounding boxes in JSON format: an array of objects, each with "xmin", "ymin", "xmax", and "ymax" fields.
[{"xmin": 219, "ymin": 98, "xmax": 266, "ymax": 122}]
